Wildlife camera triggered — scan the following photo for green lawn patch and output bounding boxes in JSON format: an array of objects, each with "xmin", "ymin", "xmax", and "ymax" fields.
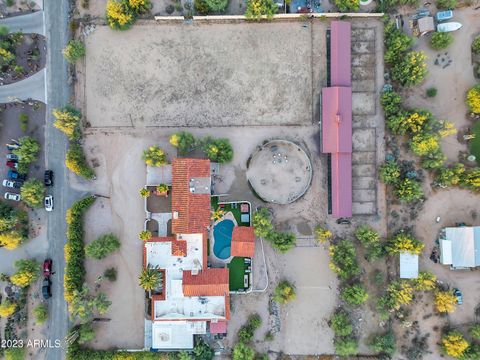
[
  {"xmin": 471, "ymin": 121, "xmax": 480, "ymax": 165},
  {"xmin": 228, "ymin": 257, "xmax": 249, "ymax": 291}
]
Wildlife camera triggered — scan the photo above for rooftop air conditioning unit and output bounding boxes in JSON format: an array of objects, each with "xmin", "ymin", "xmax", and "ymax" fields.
[
  {"xmin": 191, "ymin": 268, "xmax": 199, "ymax": 275},
  {"xmin": 173, "ymin": 211, "xmax": 179, "ymax": 219}
]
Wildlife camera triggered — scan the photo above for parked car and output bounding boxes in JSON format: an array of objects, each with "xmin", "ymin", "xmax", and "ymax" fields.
[
  {"xmin": 6, "ymin": 161, "xmax": 18, "ymax": 169},
  {"xmin": 4, "ymin": 192, "xmax": 20, "ymax": 201},
  {"xmin": 43, "ymin": 259, "xmax": 53, "ymax": 277},
  {"xmin": 2, "ymin": 179, "xmax": 22, "ymax": 189},
  {"xmin": 8, "ymin": 170, "xmax": 26, "ymax": 181},
  {"xmin": 436, "ymin": 10, "xmax": 453, "ymax": 22},
  {"xmin": 42, "ymin": 278, "xmax": 51, "ymax": 300},
  {"xmin": 453, "ymin": 288, "xmax": 463, "ymax": 305},
  {"xmin": 6, "ymin": 143, "xmax": 20, "ymax": 151},
  {"xmin": 6, "ymin": 153, "xmax": 18, "ymax": 160},
  {"xmin": 44, "ymin": 170, "xmax": 53, "ymax": 186},
  {"xmin": 44, "ymin": 195, "xmax": 53, "ymax": 212}
]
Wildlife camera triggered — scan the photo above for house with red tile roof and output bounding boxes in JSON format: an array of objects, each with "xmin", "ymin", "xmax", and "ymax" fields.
[{"xmin": 143, "ymin": 158, "xmax": 230, "ymax": 351}]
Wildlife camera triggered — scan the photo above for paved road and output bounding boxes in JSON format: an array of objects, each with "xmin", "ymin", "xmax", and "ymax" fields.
[
  {"xmin": 44, "ymin": 1, "xmax": 80, "ymax": 360},
  {"xmin": 0, "ymin": 10, "xmax": 45, "ymax": 36},
  {"xmin": 0, "ymin": 68, "xmax": 46, "ymax": 103}
]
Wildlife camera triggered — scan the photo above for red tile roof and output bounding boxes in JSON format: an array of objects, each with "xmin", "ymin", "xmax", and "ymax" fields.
[
  {"xmin": 209, "ymin": 320, "xmax": 228, "ymax": 334},
  {"xmin": 182, "ymin": 268, "xmax": 229, "ymax": 296},
  {"xmin": 231, "ymin": 227, "xmax": 255, "ymax": 258},
  {"xmin": 172, "ymin": 158, "xmax": 211, "ymax": 234}
]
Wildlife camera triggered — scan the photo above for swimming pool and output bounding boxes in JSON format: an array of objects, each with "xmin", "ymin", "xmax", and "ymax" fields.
[{"xmin": 213, "ymin": 219, "xmax": 234, "ymax": 259}]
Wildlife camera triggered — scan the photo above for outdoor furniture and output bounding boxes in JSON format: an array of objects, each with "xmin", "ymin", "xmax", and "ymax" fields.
[
  {"xmin": 240, "ymin": 203, "xmax": 249, "ymax": 213},
  {"xmin": 244, "ymin": 275, "xmax": 249, "ymax": 288},
  {"xmin": 241, "ymin": 213, "xmax": 250, "ymax": 223}
]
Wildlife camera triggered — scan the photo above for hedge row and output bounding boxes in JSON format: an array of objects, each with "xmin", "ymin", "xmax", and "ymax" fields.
[{"xmin": 64, "ymin": 196, "xmax": 96, "ymax": 303}]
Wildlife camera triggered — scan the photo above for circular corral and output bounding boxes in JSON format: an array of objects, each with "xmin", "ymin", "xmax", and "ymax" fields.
[{"xmin": 246, "ymin": 140, "xmax": 312, "ymax": 205}]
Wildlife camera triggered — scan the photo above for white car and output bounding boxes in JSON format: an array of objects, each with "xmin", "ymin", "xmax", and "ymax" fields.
[
  {"xmin": 6, "ymin": 153, "xmax": 18, "ymax": 160},
  {"xmin": 4, "ymin": 192, "xmax": 20, "ymax": 201},
  {"xmin": 44, "ymin": 195, "xmax": 53, "ymax": 212},
  {"xmin": 2, "ymin": 179, "xmax": 21, "ymax": 188}
]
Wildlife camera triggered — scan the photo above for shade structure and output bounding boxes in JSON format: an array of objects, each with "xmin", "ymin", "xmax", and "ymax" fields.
[
  {"xmin": 321, "ymin": 87, "xmax": 352, "ymax": 154},
  {"xmin": 330, "ymin": 21, "xmax": 351, "ymax": 87}
]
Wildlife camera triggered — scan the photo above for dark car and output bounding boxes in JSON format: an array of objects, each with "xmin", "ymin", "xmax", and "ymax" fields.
[
  {"xmin": 44, "ymin": 170, "xmax": 53, "ymax": 186},
  {"xmin": 8, "ymin": 170, "xmax": 26, "ymax": 181},
  {"xmin": 42, "ymin": 278, "xmax": 51, "ymax": 300},
  {"xmin": 453, "ymin": 288, "xmax": 463, "ymax": 305},
  {"xmin": 43, "ymin": 259, "xmax": 53, "ymax": 277}
]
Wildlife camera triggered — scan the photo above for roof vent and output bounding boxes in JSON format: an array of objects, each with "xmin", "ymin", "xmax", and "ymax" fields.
[
  {"xmin": 191, "ymin": 268, "xmax": 199, "ymax": 275},
  {"xmin": 173, "ymin": 211, "xmax": 179, "ymax": 219}
]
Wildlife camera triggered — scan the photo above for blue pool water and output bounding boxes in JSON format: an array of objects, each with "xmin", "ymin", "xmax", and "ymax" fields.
[{"xmin": 213, "ymin": 219, "xmax": 234, "ymax": 259}]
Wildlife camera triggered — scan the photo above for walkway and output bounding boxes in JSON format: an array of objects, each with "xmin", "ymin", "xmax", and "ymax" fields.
[
  {"xmin": 0, "ymin": 10, "xmax": 45, "ymax": 36},
  {"xmin": 0, "ymin": 68, "xmax": 46, "ymax": 103}
]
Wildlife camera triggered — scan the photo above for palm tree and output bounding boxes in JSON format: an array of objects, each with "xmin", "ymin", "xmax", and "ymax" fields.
[
  {"xmin": 139, "ymin": 266, "xmax": 162, "ymax": 292},
  {"xmin": 139, "ymin": 230, "xmax": 152, "ymax": 241}
]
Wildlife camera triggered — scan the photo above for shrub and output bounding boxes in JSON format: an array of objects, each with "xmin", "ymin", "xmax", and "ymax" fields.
[
  {"xmin": 19, "ymin": 112, "xmax": 28, "ymax": 132},
  {"xmin": 412, "ymin": 271, "xmax": 436, "ymax": 291},
  {"xmin": 245, "ymin": 0, "xmax": 277, "ymax": 20},
  {"xmin": 473, "ymin": 36, "xmax": 480, "ymax": 55},
  {"xmin": 66, "ymin": 143, "xmax": 95, "ymax": 179},
  {"xmin": 334, "ymin": 0, "xmax": 359, "ymax": 11},
  {"xmin": 20, "ymin": 179, "xmax": 45, "ymax": 208},
  {"xmin": 435, "ymin": 290, "xmax": 457, "ymax": 313},
  {"xmin": 392, "ymin": 51, "xmax": 427, "ymax": 87},
  {"xmin": 252, "ymin": 208, "xmax": 273, "ymax": 238},
  {"xmin": 169, "ymin": 131, "xmax": 196, "ymax": 155},
  {"xmin": 33, "ymin": 304, "xmax": 48, "ymax": 324},
  {"xmin": 238, "ymin": 314, "xmax": 262, "ymax": 343},
  {"xmin": 329, "ymin": 240, "xmax": 360, "ymax": 280},
  {"xmin": 165, "ymin": 4, "xmax": 175, "ymax": 13},
  {"xmin": 273, "ymin": 280, "xmax": 296, "ymax": 304},
  {"xmin": 69, "ymin": 284, "xmax": 111, "ymax": 321},
  {"xmin": 426, "ymin": 87, "xmax": 437, "ymax": 97},
  {"xmin": 341, "ymin": 283, "xmax": 369, "ymax": 305},
  {"xmin": 314, "ymin": 225, "xmax": 332, "ymax": 244},
  {"xmin": 139, "ymin": 230, "xmax": 152, "ymax": 241},
  {"xmin": 63, "ymin": 40, "xmax": 86, "ymax": 63},
  {"xmin": 0, "ymin": 230, "xmax": 23, "ymax": 250},
  {"xmin": 436, "ymin": 0, "xmax": 456, "ymax": 8},
  {"xmin": 194, "ymin": 0, "xmax": 210, "ymax": 14},
  {"xmin": 0, "ymin": 202, "xmax": 27, "ymax": 250},
  {"xmin": 410, "ymin": 133, "xmax": 440, "ymax": 156},
  {"xmin": 193, "ymin": 340, "xmax": 214, "ymax": 360},
  {"xmin": 460, "ymin": 168, "xmax": 480, "ymax": 190},
  {"xmin": 386, "ymin": 232, "xmax": 424, "ymax": 255},
  {"xmin": 142, "ymin": 145, "xmax": 168, "ymax": 166},
  {"xmin": 139, "ymin": 267, "xmax": 162, "ymax": 291},
  {"xmin": 438, "ymin": 120, "xmax": 457, "ymax": 138},
  {"xmin": 203, "ymin": 138, "xmax": 233, "ymax": 163},
  {"xmin": 106, "ymin": 0, "xmax": 134, "ymax": 30},
  {"xmin": 421, "ymin": 148, "xmax": 446, "ymax": 169},
  {"xmin": 78, "ymin": 322, "xmax": 96, "ymax": 344},
  {"xmin": 436, "ymin": 164, "xmax": 465, "ymax": 187},
  {"xmin": 139, "ymin": 188, "xmax": 150, "ymax": 198},
  {"xmin": 330, "ymin": 311, "xmax": 352, "ymax": 336},
  {"xmin": 355, "ymin": 225, "xmax": 383, "ymax": 261},
  {"xmin": 266, "ymin": 231, "xmax": 296, "ymax": 253},
  {"xmin": 378, "ymin": 280, "xmax": 414, "ymax": 311},
  {"xmin": 85, "ymin": 233, "xmax": 120, "ymax": 259},
  {"xmin": 232, "ymin": 342, "xmax": 255, "ymax": 360},
  {"xmin": 379, "ymin": 160, "xmax": 400, "ymax": 185},
  {"xmin": 430, "ymin": 32, "xmax": 454, "ymax": 50},
  {"xmin": 334, "ymin": 337, "xmax": 358, "ymax": 356},
  {"xmin": 441, "ymin": 331, "xmax": 469, "ymax": 358},
  {"xmin": 384, "ymin": 22, "xmax": 413, "ymax": 65},
  {"xmin": 211, "ymin": 208, "xmax": 225, "ymax": 221},
  {"xmin": 204, "ymin": 0, "xmax": 228, "ymax": 12},
  {"xmin": 10, "ymin": 259, "xmax": 40, "ymax": 287},
  {"xmin": 64, "ymin": 196, "xmax": 96, "ymax": 303},
  {"xmin": 395, "ymin": 178, "xmax": 423, "ymax": 203},
  {"xmin": 156, "ymin": 184, "xmax": 168, "ymax": 194},
  {"xmin": 104, "ymin": 267, "xmax": 117, "ymax": 282},
  {"xmin": 4, "ymin": 347, "xmax": 25, "ymax": 360},
  {"xmin": 52, "ymin": 105, "xmax": 82, "ymax": 140},
  {"xmin": 0, "ymin": 300, "xmax": 17, "ymax": 317},
  {"xmin": 12, "ymin": 136, "xmax": 40, "ymax": 174},
  {"xmin": 381, "ymin": 90, "xmax": 402, "ymax": 118},
  {"xmin": 128, "ymin": 0, "xmax": 150, "ymax": 13},
  {"xmin": 467, "ymin": 84, "xmax": 480, "ymax": 114},
  {"xmin": 470, "ymin": 324, "xmax": 480, "ymax": 340},
  {"xmin": 369, "ymin": 331, "xmax": 396, "ymax": 356}
]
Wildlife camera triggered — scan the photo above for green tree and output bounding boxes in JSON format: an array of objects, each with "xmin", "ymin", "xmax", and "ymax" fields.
[
  {"xmin": 33, "ymin": 304, "xmax": 48, "ymax": 324},
  {"xmin": 421, "ymin": 148, "xmax": 446, "ymax": 170},
  {"xmin": 10, "ymin": 259, "xmax": 40, "ymax": 287},
  {"xmin": 410, "ymin": 133, "xmax": 440, "ymax": 156},
  {"xmin": 142, "ymin": 145, "xmax": 168, "ymax": 166},
  {"xmin": 232, "ymin": 342, "xmax": 255, "ymax": 360},
  {"xmin": 245, "ymin": 0, "xmax": 277, "ymax": 20},
  {"xmin": 435, "ymin": 290, "xmax": 457, "ymax": 313},
  {"xmin": 330, "ymin": 311, "xmax": 352, "ymax": 336},
  {"xmin": 380, "ymin": 90, "xmax": 402, "ymax": 118},
  {"xmin": 0, "ymin": 300, "xmax": 17, "ymax": 317},
  {"xmin": 430, "ymin": 32, "xmax": 454, "ymax": 50},
  {"xmin": 395, "ymin": 178, "xmax": 423, "ymax": 203},
  {"xmin": 379, "ymin": 160, "xmax": 401, "ymax": 185},
  {"xmin": 467, "ymin": 84, "xmax": 480, "ymax": 114},
  {"xmin": 391, "ymin": 51, "xmax": 427, "ymax": 87},
  {"xmin": 329, "ymin": 240, "xmax": 360, "ymax": 279},
  {"xmin": 66, "ymin": 143, "xmax": 95, "ymax": 179},
  {"xmin": 341, "ymin": 283, "xmax": 369, "ymax": 305},
  {"xmin": 355, "ymin": 225, "xmax": 379, "ymax": 245},
  {"xmin": 20, "ymin": 179, "xmax": 45, "ymax": 208},
  {"xmin": 0, "ymin": 230, "xmax": 24, "ymax": 250},
  {"xmin": 436, "ymin": 164, "xmax": 465, "ymax": 187},
  {"xmin": 204, "ymin": 0, "xmax": 228, "ymax": 12},
  {"xmin": 369, "ymin": 331, "xmax": 396, "ymax": 356},
  {"xmin": 384, "ymin": 22, "xmax": 413, "ymax": 65},
  {"xmin": 63, "ymin": 40, "xmax": 86, "ymax": 63},
  {"xmin": 386, "ymin": 232, "xmax": 424, "ymax": 255},
  {"xmin": 139, "ymin": 188, "xmax": 150, "ymax": 198},
  {"xmin": 460, "ymin": 168, "xmax": 480, "ymax": 190},
  {"xmin": 52, "ymin": 105, "xmax": 82, "ymax": 140},
  {"xmin": 194, "ymin": 0, "xmax": 210, "ymax": 14},
  {"xmin": 139, "ymin": 266, "xmax": 162, "ymax": 291},
  {"xmin": 412, "ymin": 271, "xmax": 436, "ymax": 291},
  {"xmin": 266, "ymin": 231, "xmax": 296, "ymax": 253},
  {"xmin": 78, "ymin": 322, "xmax": 96, "ymax": 344},
  {"xmin": 334, "ymin": 337, "xmax": 358, "ymax": 356},
  {"xmin": 441, "ymin": 330, "xmax": 469, "ymax": 358},
  {"xmin": 426, "ymin": 87, "xmax": 437, "ymax": 97},
  {"xmin": 193, "ymin": 340, "xmax": 214, "ymax": 360},
  {"xmin": 273, "ymin": 280, "xmax": 296, "ymax": 304},
  {"xmin": 436, "ymin": 0, "xmax": 456, "ymax": 8},
  {"xmin": 314, "ymin": 225, "xmax": 332, "ymax": 244},
  {"xmin": 85, "ymin": 233, "xmax": 120, "ymax": 259},
  {"xmin": 334, "ymin": 0, "xmax": 359, "ymax": 12},
  {"xmin": 252, "ymin": 209, "xmax": 273, "ymax": 238},
  {"xmin": 4, "ymin": 348, "xmax": 25, "ymax": 360},
  {"xmin": 473, "ymin": 36, "xmax": 480, "ymax": 55},
  {"xmin": 169, "ymin": 131, "xmax": 196, "ymax": 155},
  {"xmin": 470, "ymin": 324, "xmax": 480, "ymax": 340},
  {"xmin": 106, "ymin": 0, "xmax": 134, "ymax": 30},
  {"xmin": 203, "ymin": 138, "xmax": 233, "ymax": 163},
  {"xmin": 12, "ymin": 136, "xmax": 40, "ymax": 174},
  {"xmin": 69, "ymin": 284, "xmax": 111, "ymax": 322},
  {"xmin": 139, "ymin": 230, "xmax": 152, "ymax": 241}
]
